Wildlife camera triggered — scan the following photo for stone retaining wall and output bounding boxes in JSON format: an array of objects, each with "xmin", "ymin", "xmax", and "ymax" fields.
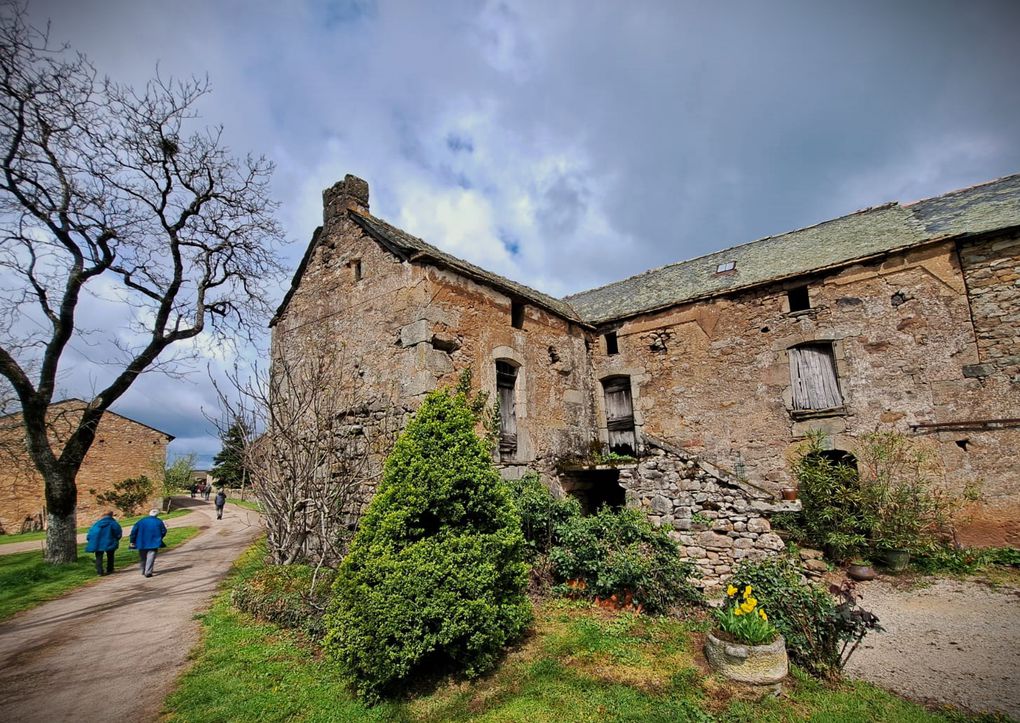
[{"xmin": 617, "ymin": 439, "xmax": 799, "ymax": 587}]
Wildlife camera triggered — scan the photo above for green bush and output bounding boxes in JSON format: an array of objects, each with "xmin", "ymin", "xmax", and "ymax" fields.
[
  {"xmin": 504, "ymin": 473, "xmax": 580, "ymax": 558},
  {"xmin": 912, "ymin": 544, "xmax": 1020, "ymax": 574},
  {"xmin": 94, "ymin": 475, "xmax": 154, "ymax": 516},
  {"xmin": 323, "ymin": 386, "xmax": 531, "ymax": 702},
  {"xmin": 792, "ymin": 437, "xmax": 874, "ymax": 561},
  {"xmin": 549, "ymin": 507, "xmax": 701, "ymax": 614},
  {"xmin": 726, "ymin": 557, "xmax": 880, "ymax": 677},
  {"xmin": 232, "ymin": 564, "xmax": 335, "ymax": 640}
]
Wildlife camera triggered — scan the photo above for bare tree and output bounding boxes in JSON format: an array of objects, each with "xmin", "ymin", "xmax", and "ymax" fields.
[
  {"xmin": 216, "ymin": 344, "xmax": 400, "ymax": 568},
  {"xmin": 0, "ymin": 6, "xmax": 284, "ymax": 561}
]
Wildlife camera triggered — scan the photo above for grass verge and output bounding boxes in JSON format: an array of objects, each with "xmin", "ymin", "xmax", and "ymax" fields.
[
  {"xmin": 164, "ymin": 545, "xmax": 1000, "ymax": 722},
  {"xmin": 228, "ymin": 498, "xmax": 263, "ymax": 513},
  {"xmin": 0, "ymin": 507, "xmax": 192, "ymax": 546},
  {"xmin": 0, "ymin": 526, "xmax": 201, "ymax": 622}
]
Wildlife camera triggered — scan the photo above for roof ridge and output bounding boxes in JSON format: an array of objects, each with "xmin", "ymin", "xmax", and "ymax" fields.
[{"xmin": 902, "ymin": 172, "xmax": 1020, "ymax": 208}]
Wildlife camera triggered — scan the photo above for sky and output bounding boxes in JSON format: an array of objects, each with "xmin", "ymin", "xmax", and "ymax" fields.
[{"xmin": 17, "ymin": 0, "xmax": 1020, "ymax": 467}]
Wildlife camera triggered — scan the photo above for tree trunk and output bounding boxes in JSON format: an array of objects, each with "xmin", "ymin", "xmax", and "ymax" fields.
[
  {"xmin": 44, "ymin": 508, "xmax": 78, "ymax": 563},
  {"xmin": 43, "ymin": 468, "xmax": 79, "ymax": 564}
]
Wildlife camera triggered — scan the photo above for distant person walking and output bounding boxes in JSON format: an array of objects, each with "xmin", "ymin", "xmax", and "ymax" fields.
[
  {"xmin": 202, "ymin": 482, "xmax": 211, "ymax": 501},
  {"xmin": 129, "ymin": 509, "xmax": 167, "ymax": 577},
  {"xmin": 84, "ymin": 511, "xmax": 122, "ymax": 576},
  {"xmin": 214, "ymin": 489, "xmax": 226, "ymax": 520}
]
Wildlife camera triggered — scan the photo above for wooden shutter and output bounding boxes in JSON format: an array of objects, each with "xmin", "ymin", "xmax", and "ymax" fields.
[
  {"xmin": 603, "ymin": 377, "xmax": 636, "ymax": 454},
  {"xmin": 496, "ymin": 362, "xmax": 518, "ymax": 455},
  {"xmin": 790, "ymin": 345, "xmax": 842, "ymax": 410}
]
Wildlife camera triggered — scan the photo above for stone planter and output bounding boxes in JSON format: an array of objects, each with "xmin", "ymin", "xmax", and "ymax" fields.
[
  {"xmin": 878, "ymin": 548, "xmax": 910, "ymax": 571},
  {"xmin": 704, "ymin": 632, "xmax": 788, "ymax": 685}
]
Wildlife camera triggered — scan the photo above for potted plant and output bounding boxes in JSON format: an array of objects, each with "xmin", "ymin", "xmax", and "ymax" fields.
[
  {"xmin": 846, "ymin": 559, "xmax": 877, "ymax": 581},
  {"xmin": 871, "ymin": 480, "xmax": 930, "ymax": 571},
  {"xmin": 705, "ymin": 584, "xmax": 788, "ymax": 685}
]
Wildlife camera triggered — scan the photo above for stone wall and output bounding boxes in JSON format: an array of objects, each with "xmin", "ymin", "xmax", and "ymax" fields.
[
  {"xmin": 0, "ymin": 402, "xmax": 170, "ymax": 534},
  {"xmin": 591, "ymin": 238, "xmax": 1020, "ymax": 544},
  {"xmin": 615, "ymin": 439, "xmax": 797, "ymax": 587},
  {"xmin": 937, "ymin": 231, "xmax": 1020, "ymax": 545}
]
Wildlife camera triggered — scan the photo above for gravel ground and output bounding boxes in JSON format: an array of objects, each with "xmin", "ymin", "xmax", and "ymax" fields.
[{"xmin": 844, "ymin": 576, "xmax": 1020, "ymax": 719}]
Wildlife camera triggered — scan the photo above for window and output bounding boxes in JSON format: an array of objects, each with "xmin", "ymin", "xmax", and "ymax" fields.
[
  {"xmin": 716, "ymin": 261, "xmax": 736, "ymax": 273},
  {"xmin": 788, "ymin": 286, "xmax": 810, "ymax": 312},
  {"xmin": 602, "ymin": 376, "xmax": 636, "ymax": 455},
  {"xmin": 511, "ymin": 301, "xmax": 525, "ymax": 329},
  {"xmin": 604, "ymin": 331, "xmax": 619, "ymax": 355},
  {"xmin": 349, "ymin": 259, "xmax": 362, "ymax": 282},
  {"xmin": 789, "ymin": 343, "xmax": 843, "ymax": 411},
  {"xmin": 496, "ymin": 361, "xmax": 518, "ymax": 459}
]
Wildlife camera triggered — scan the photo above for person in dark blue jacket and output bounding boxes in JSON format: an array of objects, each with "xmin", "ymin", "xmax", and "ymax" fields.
[
  {"xmin": 85, "ymin": 511, "xmax": 123, "ymax": 575},
  {"xmin": 129, "ymin": 509, "xmax": 168, "ymax": 578}
]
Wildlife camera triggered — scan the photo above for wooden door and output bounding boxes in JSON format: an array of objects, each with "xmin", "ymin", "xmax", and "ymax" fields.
[{"xmin": 603, "ymin": 377, "xmax": 636, "ymax": 455}]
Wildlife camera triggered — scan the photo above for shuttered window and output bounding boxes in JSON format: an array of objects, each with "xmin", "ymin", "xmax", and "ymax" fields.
[
  {"xmin": 602, "ymin": 376, "xmax": 636, "ymax": 455},
  {"xmin": 496, "ymin": 361, "xmax": 518, "ymax": 458},
  {"xmin": 789, "ymin": 344, "xmax": 843, "ymax": 411}
]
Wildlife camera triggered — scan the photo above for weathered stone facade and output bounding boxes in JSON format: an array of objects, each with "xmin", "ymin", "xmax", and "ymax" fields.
[
  {"xmin": 0, "ymin": 401, "xmax": 172, "ymax": 534},
  {"xmin": 272, "ymin": 173, "xmax": 1020, "ymax": 552}
]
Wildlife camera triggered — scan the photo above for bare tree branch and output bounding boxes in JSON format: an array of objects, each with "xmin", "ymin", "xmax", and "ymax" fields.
[{"xmin": 0, "ymin": 4, "xmax": 286, "ymax": 562}]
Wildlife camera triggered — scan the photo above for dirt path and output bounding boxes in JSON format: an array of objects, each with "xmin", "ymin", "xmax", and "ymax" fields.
[
  {"xmin": 0, "ymin": 498, "xmax": 209, "ymax": 556},
  {"xmin": 844, "ymin": 576, "xmax": 1020, "ymax": 719},
  {"xmin": 0, "ymin": 502, "xmax": 261, "ymax": 722}
]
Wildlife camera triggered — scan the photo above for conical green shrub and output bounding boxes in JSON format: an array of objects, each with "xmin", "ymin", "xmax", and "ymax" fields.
[{"xmin": 323, "ymin": 386, "xmax": 531, "ymax": 701}]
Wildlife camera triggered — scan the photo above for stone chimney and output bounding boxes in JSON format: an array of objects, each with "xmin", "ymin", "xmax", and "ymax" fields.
[{"xmin": 323, "ymin": 174, "xmax": 369, "ymax": 222}]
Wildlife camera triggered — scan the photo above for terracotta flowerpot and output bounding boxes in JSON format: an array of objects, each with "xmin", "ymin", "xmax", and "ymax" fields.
[
  {"xmin": 704, "ymin": 632, "xmax": 788, "ymax": 685},
  {"xmin": 847, "ymin": 562, "xmax": 877, "ymax": 581},
  {"xmin": 781, "ymin": 488, "xmax": 798, "ymax": 501}
]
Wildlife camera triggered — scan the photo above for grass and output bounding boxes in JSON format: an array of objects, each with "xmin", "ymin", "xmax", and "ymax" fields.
[
  {"xmin": 0, "ymin": 525, "xmax": 201, "ymax": 622},
  {"xmin": 164, "ymin": 544, "xmax": 1003, "ymax": 723},
  {"xmin": 0, "ymin": 507, "xmax": 192, "ymax": 546},
  {"xmin": 228, "ymin": 498, "xmax": 263, "ymax": 513}
]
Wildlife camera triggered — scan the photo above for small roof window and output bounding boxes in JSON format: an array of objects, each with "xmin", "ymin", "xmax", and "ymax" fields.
[{"xmin": 715, "ymin": 261, "xmax": 736, "ymax": 274}]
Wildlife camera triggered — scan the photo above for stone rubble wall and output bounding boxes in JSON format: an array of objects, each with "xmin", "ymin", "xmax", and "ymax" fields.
[{"xmin": 616, "ymin": 442, "xmax": 798, "ymax": 587}]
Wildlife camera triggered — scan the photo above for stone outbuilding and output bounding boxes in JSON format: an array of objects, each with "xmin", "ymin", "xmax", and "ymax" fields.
[
  {"xmin": 271, "ymin": 172, "xmax": 1020, "ymax": 573},
  {"xmin": 0, "ymin": 400, "xmax": 174, "ymax": 534}
]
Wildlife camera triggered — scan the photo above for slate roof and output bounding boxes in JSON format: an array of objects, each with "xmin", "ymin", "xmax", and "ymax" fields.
[
  {"xmin": 350, "ymin": 211, "xmax": 582, "ymax": 322},
  {"xmin": 566, "ymin": 173, "xmax": 1020, "ymax": 326}
]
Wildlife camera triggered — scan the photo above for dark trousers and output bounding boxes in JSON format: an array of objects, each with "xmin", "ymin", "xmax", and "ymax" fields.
[
  {"xmin": 216, "ymin": 505, "xmax": 224, "ymax": 519},
  {"xmin": 94, "ymin": 550, "xmax": 115, "ymax": 575}
]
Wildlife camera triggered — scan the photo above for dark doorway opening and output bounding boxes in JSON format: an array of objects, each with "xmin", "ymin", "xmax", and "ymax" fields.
[{"xmin": 561, "ymin": 469, "xmax": 626, "ymax": 514}]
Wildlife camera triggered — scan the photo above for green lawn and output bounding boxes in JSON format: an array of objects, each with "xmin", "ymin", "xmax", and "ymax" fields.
[
  {"xmin": 164, "ymin": 543, "xmax": 999, "ymax": 723},
  {"xmin": 0, "ymin": 507, "xmax": 192, "ymax": 546},
  {"xmin": 0, "ymin": 526, "xmax": 201, "ymax": 622},
  {"xmin": 228, "ymin": 498, "xmax": 263, "ymax": 513}
]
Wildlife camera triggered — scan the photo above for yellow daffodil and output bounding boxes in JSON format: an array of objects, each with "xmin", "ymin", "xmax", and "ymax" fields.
[
  {"xmin": 727, "ymin": 584, "xmax": 737, "ymax": 597},
  {"xmin": 740, "ymin": 600, "xmax": 756, "ymax": 614},
  {"xmin": 743, "ymin": 585, "xmax": 752, "ymax": 599},
  {"xmin": 733, "ymin": 607, "xmax": 743, "ymax": 616},
  {"xmin": 759, "ymin": 609, "xmax": 767, "ymax": 621}
]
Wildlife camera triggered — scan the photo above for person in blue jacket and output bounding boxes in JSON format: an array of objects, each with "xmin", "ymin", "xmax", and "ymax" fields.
[
  {"xmin": 85, "ymin": 511, "xmax": 123, "ymax": 576},
  {"xmin": 129, "ymin": 509, "xmax": 167, "ymax": 578}
]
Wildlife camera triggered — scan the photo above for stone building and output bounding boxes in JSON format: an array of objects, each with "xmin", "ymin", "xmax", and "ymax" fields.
[
  {"xmin": 0, "ymin": 400, "xmax": 173, "ymax": 534},
  {"xmin": 270, "ymin": 173, "xmax": 1020, "ymax": 578}
]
